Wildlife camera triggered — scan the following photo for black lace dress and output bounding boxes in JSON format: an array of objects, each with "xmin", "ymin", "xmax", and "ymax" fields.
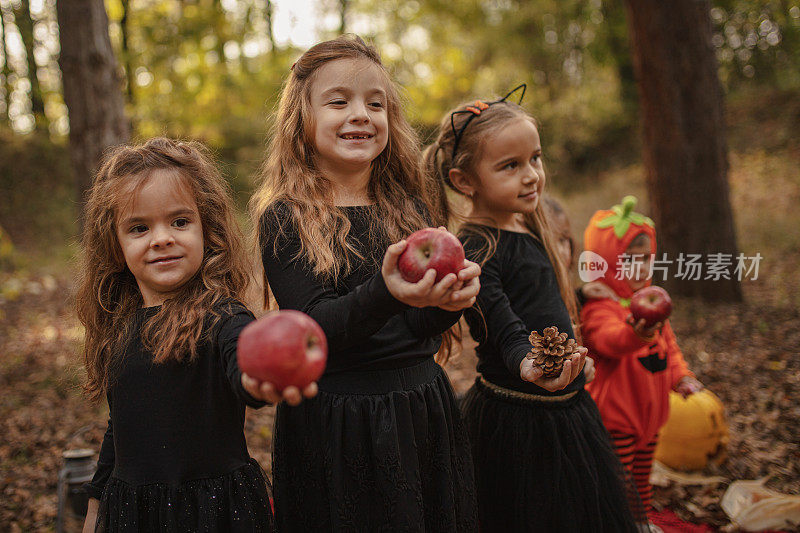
[
  {"xmin": 260, "ymin": 204, "xmax": 478, "ymax": 532},
  {"xmin": 459, "ymin": 227, "xmax": 642, "ymax": 532},
  {"xmin": 84, "ymin": 301, "xmax": 275, "ymax": 532}
]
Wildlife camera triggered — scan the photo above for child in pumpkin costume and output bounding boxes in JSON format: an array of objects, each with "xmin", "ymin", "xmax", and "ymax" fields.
[{"xmin": 580, "ymin": 196, "xmax": 704, "ymax": 520}]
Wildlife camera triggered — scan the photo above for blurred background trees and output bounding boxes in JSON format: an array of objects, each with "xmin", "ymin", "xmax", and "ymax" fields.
[{"xmin": 0, "ymin": 0, "xmax": 798, "ymax": 299}]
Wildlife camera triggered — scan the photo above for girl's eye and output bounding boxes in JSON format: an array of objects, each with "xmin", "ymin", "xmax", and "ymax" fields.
[
  {"xmin": 369, "ymin": 102, "xmax": 384, "ymax": 109},
  {"xmin": 330, "ymin": 100, "xmax": 347, "ymax": 106},
  {"xmin": 130, "ymin": 224, "xmax": 147, "ymax": 234},
  {"xmin": 532, "ymin": 154, "xmax": 541, "ymax": 163},
  {"xmin": 504, "ymin": 161, "xmax": 518, "ymax": 170},
  {"xmin": 173, "ymin": 218, "xmax": 190, "ymax": 228}
]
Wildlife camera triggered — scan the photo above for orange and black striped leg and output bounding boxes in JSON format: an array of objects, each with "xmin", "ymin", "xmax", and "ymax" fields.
[{"xmin": 631, "ymin": 437, "xmax": 658, "ymax": 513}]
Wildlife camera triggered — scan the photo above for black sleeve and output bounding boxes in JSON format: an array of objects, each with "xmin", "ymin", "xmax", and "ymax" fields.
[
  {"xmin": 403, "ymin": 307, "xmax": 462, "ymax": 339},
  {"xmin": 400, "ymin": 200, "xmax": 462, "ymax": 338},
  {"xmin": 467, "ymin": 242, "xmax": 532, "ymax": 375},
  {"xmin": 216, "ymin": 303, "xmax": 267, "ymax": 408},
  {"xmin": 83, "ymin": 397, "xmax": 115, "ymax": 500},
  {"xmin": 260, "ymin": 209, "xmax": 408, "ymax": 354}
]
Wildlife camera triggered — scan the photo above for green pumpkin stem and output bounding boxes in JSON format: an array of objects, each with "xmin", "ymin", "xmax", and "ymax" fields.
[{"xmin": 594, "ymin": 195, "xmax": 655, "ymax": 239}]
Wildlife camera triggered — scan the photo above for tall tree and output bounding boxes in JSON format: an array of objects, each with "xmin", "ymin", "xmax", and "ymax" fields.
[
  {"xmin": 119, "ymin": 0, "xmax": 135, "ymax": 106},
  {"xmin": 0, "ymin": 3, "xmax": 11, "ymax": 125},
  {"xmin": 623, "ymin": 0, "xmax": 742, "ymax": 302},
  {"xmin": 338, "ymin": 0, "xmax": 348, "ymax": 34},
  {"xmin": 265, "ymin": 0, "xmax": 276, "ymax": 52},
  {"xmin": 56, "ymin": 0, "xmax": 129, "ymax": 224},
  {"xmin": 13, "ymin": 0, "xmax": 46, "ymax": 129}
]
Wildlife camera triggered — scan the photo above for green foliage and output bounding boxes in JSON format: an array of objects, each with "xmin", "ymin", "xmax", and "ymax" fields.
[
  {"xmin": 1, "ymin": 0, "xmax": 798, "ymax": 248},
  {"xmin": 357, "ymin": 0, "xmax": 638, "ymax": 178},
  {"xmin": 0, "ymin": 126, "xmax": 75, "ymax": 248},
  {"xmin": 105, "ymin": 0, "xmax": 301, "ymax": 198},
  {"xmin": 710, "ymin": 0, "xmax": 800, "ymax": 88}
]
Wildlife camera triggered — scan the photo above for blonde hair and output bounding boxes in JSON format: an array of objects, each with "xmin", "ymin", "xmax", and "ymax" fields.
[
  {"xmin": 250, "ymin": 35, "xmax": 444, "ymax": 294},
  {"xmin": 76, "ymin": 137, "xmax": 250, "ymax": 402},
  {"xmin": 424, "ymin": 100, "xmax": 580, "ymax": 327}
]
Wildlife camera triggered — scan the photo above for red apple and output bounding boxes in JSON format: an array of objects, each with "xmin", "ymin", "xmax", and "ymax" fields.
[
  {"xmin": 398, "ymin": 227, "xmax": 465, "ymax": 283},
  {"xmin": 237, "ymin": 310, "xmax": 327, "ymax": 392},
  {"xmin": 630, "ymin": 285, "xmax": 673, "ymax": 327}
]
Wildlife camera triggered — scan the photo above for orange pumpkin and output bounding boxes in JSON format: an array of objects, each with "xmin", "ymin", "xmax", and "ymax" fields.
[{"xmin": 654, "ymin": 390, "xmax": 729, "ymax": 471}]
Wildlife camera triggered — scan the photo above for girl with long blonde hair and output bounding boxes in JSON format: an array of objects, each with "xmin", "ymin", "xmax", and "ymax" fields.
[
  {"xmin": 249, "ymin": 35, "xmax": 480, "ymax": 531},
  {"xmin": 425, "ymin": 91, "xmax": 641, "ymax": 532}
]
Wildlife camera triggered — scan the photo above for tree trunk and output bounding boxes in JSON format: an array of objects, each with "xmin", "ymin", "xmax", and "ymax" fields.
[
  {"xmin": 56, "ymin": 0, "xmax": 129, "ymax": 226},
  {"xmin": 120, "ymin": 0, "xmax": 135, "ymax": 106},
  {"xmin": 623, "ymin": 0, "xmax": 742, "ymax": 302},
  {"xmin": 338, "ymin": 0, "xmax": 348, "ymax": 34},
  {"xmin": 14, "ymin": 0, "xmax": 47, "ymax": 129},
  {"xmin": 0, "ymin": 5, "xmax": 11, "ymax": 125},
  {"xmin": 265, "ymin": 0, "xmax": 276, "ymax": 52}
]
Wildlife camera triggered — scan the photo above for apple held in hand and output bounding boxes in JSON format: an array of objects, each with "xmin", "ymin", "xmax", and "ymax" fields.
[
  {"xmin": 630, "ymin": 285, "xmax": 672, "ymax": 327},
  {"xmin": 398, "ymin": 227, "xmax": 466, "ymax": 283},
  {"xmin": 237, "ymin": 310, "xmax": 327, "ymax": 392}
]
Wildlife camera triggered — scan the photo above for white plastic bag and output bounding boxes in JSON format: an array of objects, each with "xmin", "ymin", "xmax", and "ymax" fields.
[{"xmin": 721, "ymin": 478, "xmax": 800, "ymax": 531}]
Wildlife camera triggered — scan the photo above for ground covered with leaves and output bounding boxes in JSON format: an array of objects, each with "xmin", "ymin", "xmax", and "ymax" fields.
[{"xmin": 1, "ymin": 262, "xmax": 798, "ymax": 531}]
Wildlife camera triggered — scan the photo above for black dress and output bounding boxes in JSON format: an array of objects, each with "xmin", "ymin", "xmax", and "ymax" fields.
[
  {"xmin": 459, "ymin": 226, "xmax": 641, "ymax": 532},
  {"xmin": 84, "ymin": 300, "xmax": 275, "ymax": 532},
  {"xmin": 260, "ymin": 203, "xmax": 477, "ymax": 532}
]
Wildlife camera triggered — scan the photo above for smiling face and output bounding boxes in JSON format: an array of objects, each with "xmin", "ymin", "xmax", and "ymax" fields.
[
  {"xmin": 115, "ymin": 169, "xmax": 204, "ymax": 307},
  {"xmin": 466, "ymin": 117, "xmax": 546, "ymax": 228},
  {"xmin": 308, "ymin": 58, "xmax": 389, "ymax": 177}
]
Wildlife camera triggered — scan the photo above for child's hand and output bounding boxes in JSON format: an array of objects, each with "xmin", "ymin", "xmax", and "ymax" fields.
[
  {"xmin": 438, "ymin": 259, "xmax": 481, "ymax": 312},
  {"xmin": 583, "ymin": 356, "xmax": 596, "ymax": 384},
  {"xmin": 381, "ymin": 240, "xmax": 463, "ymax": 308},
  {"xmin": 241, "ymin": 373, "xmax": 318, "ymax": 406},
  {"xmin": 626, "ymin": 315, "xmax": 662, "ymax": 342},
  {"xmin": 83, "ymin": 498, "xmax": 99, "ymax": 533},
  {"xmin": 581, "ymin": 282, "xmax": 619, "ymax": 301},
  {"xmin": 674, "ymin": 376, "xmax": 704, "ymax": 398},
  {"xmin": 520, "ymin": 347, "xmax": 587, "ymax": 392}
]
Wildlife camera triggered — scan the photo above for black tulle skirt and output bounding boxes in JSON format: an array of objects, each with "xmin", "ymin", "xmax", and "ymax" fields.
[
  {"xmin": 95, "ymin": 458, "xmax": 274, "ymax": 532},
  {"xmin": 272, "ymin": 357, "xmax": 478, "ymax": 532},
  {"xmin": 461, "ymin": 378, "xmax": 643, "ymax": 533}
]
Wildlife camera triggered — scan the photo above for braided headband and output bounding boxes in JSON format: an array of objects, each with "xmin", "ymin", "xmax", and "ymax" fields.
[{"xmin": 450, "ymin": 83, "xmax": 527, "ymax": 160}]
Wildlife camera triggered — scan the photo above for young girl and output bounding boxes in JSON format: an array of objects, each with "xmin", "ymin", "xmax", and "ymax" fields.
[
  {"xmin": 249, "ymin": 35, "xmax": 481, "ymax": 531},
  {"xmin": 77, "ymin": 138, "xmax": 282, "ymax": 532},
  {"xmin": 425, "ymin": 91, "xmax": 642, "ymax": 532}
]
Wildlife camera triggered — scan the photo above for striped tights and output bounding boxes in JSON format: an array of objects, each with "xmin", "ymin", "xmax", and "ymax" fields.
[{"xmin": 610, "ymin": 433, "xmax": 658, "ymax": 513}]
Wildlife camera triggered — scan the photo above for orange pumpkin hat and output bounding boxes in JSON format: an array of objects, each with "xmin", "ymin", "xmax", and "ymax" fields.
[{"xmin": 583, "ymin": 195, "xmax": 657, "ymax": 300}]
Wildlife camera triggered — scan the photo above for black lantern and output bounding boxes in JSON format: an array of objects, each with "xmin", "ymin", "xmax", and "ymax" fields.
[{"xmin": 56, "ymin": 448, "xmax": 95, "ymax": 533}]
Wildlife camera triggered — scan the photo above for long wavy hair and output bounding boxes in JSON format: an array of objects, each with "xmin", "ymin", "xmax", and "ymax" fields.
[
  {"xmin": 423, "ymin": 100, "xmax": 580, "ymax": 330},
  {"xmin": 249, "ymin": 35, "xmax": 444, "ymax": 291},
  {"xmin": 76, "ymin": 137, "xmax": 250, "ymax": 402}
]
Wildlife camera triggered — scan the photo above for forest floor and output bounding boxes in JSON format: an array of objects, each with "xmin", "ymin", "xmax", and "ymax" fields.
[
  {"xmin": 2, "ymin": 91, "xmax": 799, "ymax": 531},
  {"xmin": 1, "ymin": 254, "xmax": 798, "ymax": 531}
]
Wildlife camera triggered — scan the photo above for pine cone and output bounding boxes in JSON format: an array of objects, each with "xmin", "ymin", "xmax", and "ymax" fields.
[{"xmin": 526, "ymin": 326, "xmax": 579, "ymax": 379}]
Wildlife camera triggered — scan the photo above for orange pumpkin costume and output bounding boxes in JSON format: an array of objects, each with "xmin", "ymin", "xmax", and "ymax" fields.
[{"xmin": 581, "ymin": 196, "xmax": 694, "ymax": 511}]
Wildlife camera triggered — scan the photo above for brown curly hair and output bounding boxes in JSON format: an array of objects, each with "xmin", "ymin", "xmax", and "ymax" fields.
[{"xmin": 76, "ymin": 137, "xmax": 250, "ymax": 402}]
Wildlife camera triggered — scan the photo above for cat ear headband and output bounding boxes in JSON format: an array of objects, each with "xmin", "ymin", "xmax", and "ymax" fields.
[{"xmin": 450, "ymin": 83, "xmax": 527, "ymax": 160}]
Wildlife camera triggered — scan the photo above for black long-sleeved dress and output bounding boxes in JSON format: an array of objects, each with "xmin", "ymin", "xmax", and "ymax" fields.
[
  {"xmin": 84, "ymin": 300, "xmax": 274, "ymax": 532},
  {"xmin": 459, "ymin": 226, "xmax": 640, "ymax": 532},
  {"xmin": 260, "ymin": 203, "xmax": 477, "ymax": 532}
]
